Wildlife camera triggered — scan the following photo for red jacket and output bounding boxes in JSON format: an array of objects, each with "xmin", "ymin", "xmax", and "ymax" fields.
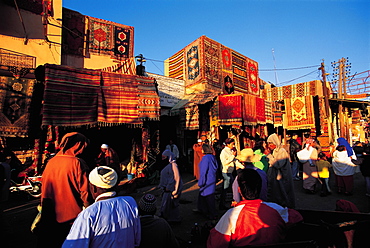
[{"xmin": 207, "ymin": 199, "xmax": 303, "ymax": 248}]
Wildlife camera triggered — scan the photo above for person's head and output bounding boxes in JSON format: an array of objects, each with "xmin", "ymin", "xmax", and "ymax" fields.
[
  {"xmin": 337, "ymin": 145, "xmax": 346, "ymax": 152},
  {"xmin": 168, "ymin": 139, "xmax": 174, "ymax": 145},
  {"xmin": 202, "ymin": 144, "xmax": 213, "ymax": 154},
  {"xmin": 305, "ymin": 138, "xmax": 315, "ymax": 147},
  {"xmin": 267, "ymin": 133, "xmax": 280, "ymax": 150},
  {"xmin": 59, "ymin": 132, "xmax": 89, "ymax": 156},
  {"xmin": 237, "ymin": 169, "xmax": 262, "ymax": 200},
  {"xmin": 101, "ymin": 144, "xmax": 109, "ymax": 152},
  {"xmin": 197, "ymin": 139, "xmax": 203, "ymax": 145},
  {"xmin": 236, "ymin": 148, "xmax": 262, "ymax": 163},
  {"xmin": 354, "ymin": 141, "xmax": 362, "ymax": 147},
  {"xmin": 89, "ymin": 166, "xmax": 118, "ymax": 199},
  {"xmin": 138, "ymin": 193, "xmax": 157, "ymax": 216},
  {"xmin": 162, "ymin": 149, "xmax": 175, "ymax": 162},
  {"xmin": 253, "ymin": 139, "xmax": 266, "ymax": 153},
  {"xmin": 292, "ymin": 133, "xmax": 298, "ymax": 139},
  {"xmin": 318, "ymin": 152, "xmax": 327, "ymax": 160},
  {"xmin": 224, "ymin": 138, "xmax": 235, "ymax": 148}
]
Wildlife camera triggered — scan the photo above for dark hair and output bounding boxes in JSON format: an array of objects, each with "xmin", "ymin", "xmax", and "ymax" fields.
[
  {"xmin": 337, "ymin": 145, "xmax": 346, "ymax": 152},
  {"xmin": 253, "ymin": 139, "xmax": 265, "ymax": 153},
  {"xmin": 224, "ymin": 138, "xmax": 235, "ymax": 145},
  {"xmin": 237, "ymin": 169, "xmax": 262, "ymax": 200},
  {"xmin": 202, "ymin": 144, "xmax": 213, "ymax": 154},
  {"xmin": 318, "ymin": 152, "xmax": 326, "ymax": 159}
]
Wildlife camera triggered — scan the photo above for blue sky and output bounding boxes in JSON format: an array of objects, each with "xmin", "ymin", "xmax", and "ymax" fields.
[{"xmin": 63, "ymin": 0, "xmax": 370, "ymax": 87}]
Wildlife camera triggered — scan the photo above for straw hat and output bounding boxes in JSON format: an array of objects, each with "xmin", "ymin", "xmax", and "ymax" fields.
[{"xmin": 236, "ymin": 148, "xmax": 262, "ymax": 163}]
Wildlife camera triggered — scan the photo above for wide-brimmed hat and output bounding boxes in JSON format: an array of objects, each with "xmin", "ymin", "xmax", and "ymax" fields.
[{"xmin": 236, "ymin": 148, "xmax": 262, "ymax": 163}]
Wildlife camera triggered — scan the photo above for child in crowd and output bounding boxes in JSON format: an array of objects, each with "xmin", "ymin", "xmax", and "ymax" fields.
[{"xmin": 316, "ymin": 152, "xmax": 332, "ymax": 197}]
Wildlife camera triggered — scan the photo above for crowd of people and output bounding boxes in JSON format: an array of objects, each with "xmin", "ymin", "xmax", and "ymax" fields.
[{"xmin": 2, "ymin": 130, "xmax": 370, "ymax": 248}]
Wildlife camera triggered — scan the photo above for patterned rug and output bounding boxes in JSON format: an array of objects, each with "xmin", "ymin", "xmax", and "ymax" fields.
[
  {"xmin": 264, "ymin": 80, "xmax": 320, "ymax": 102},
  {"xmin": 185, "ymin": 41, "xmax": 201, "ymax": 86},
  {"xmin": 219, "ymin": 94, "xmax": 243, "ymax": 126},
  {"xmin": 167, "ymin": 49, "xmax": 184, "ymax": 80},
  {"xmin": 137, "ymin": 76, "xmax": 160, "ymax": 121},
  {"xmin": 256, "ymin": 97, "xmax": 266, "ymax": 124},
  {"xmin": 42, "ymin": 64, "xmax": 100, "ymax": 127},
  {"xmin": 185, "ymin": 105, "xmax": 199, "ymax": 130},
  {"xmin": 243, "ymin": 94, "xmax": 257, "ymax": 125},
  {"xmin": 272, "ymin": 101, "xmax": 283, "ymax": 127},
  {"xmin": 284, "ymin": 96, "xmax": 315, "ymax": 130},
  {"xmin": 265, "ymin": 101, "xmax": 273, "ymax": 124},
  {"xmin": 62, "ymin": 8, "xmax": 85, "ymax": 56},
  {"xmin": 0, "ymin": 76, "xmax": 35, "ymax": 137},
  {"xmin": 204, "ymin": 37, "xmax": 221, "ymax": 89},
  {"xmin": 88, "ymin": 16, "xmax": 113, "ymax": 55},
  {"xmin": 98, "ymin": 72, "xmax": 140, "ymax": 126},
  {"xmin": 232, "ymin": 51, "xmax": 248, "ymax": 91},
  {"xmin": 114, "ymin": 25, "xmax": 134, "ymax": 58},
  {"xmin": 247, "ymin": 59, "xmax": 259, "ymax": 95},
  {"xmin": 88, "ymin": 16, "xmax": 134, "ymax": 58}
]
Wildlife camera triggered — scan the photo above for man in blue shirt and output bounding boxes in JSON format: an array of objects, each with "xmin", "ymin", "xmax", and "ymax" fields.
[{"xmin": 62, "ymin": 166, "xmax": 141, "ymax": 248}]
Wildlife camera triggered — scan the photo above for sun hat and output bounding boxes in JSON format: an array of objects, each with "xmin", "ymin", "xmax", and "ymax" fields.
[
  {"xmin": 236, "ymin": 148, "xmax": 262, "ymax": 163},
  {"xmin": 138, "ymin": 193, "xmax": 157, "ymax": 213},
  {"xmin": 89, "ymin": 166, "xmax": 118, "ymax": 189},
  {"xmin": 101, "ymin": 144, "xmax": 109, "ymax": 149}
]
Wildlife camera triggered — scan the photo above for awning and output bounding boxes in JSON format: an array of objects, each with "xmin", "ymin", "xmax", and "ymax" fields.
[{"xmin": 170, "ymin": 92, "xmax": 219, "ymax": 116}]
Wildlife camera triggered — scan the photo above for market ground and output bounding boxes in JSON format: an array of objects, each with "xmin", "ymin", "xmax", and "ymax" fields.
[{"xmin": 1, "ymin": 169, "xmax": 370, "ymax": 248}]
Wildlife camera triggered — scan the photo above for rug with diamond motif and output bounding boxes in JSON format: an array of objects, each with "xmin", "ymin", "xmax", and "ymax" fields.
[{"xmin": 284, "ymin": 96, "xmax": 315, "ymax": 130}]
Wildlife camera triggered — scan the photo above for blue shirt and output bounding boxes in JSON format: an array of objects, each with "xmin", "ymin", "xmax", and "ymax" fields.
[{"xmin": 62, "ymin": 194, "xmax": 141, "ymax": 248}]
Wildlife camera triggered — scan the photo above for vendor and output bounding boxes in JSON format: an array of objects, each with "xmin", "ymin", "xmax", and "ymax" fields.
[{"xmin": 95, "ymin": 144, "xmax": 121, "ymax": 180}]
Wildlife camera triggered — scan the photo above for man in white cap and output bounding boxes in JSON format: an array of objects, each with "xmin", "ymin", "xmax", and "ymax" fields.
[
  {"xmin": 95, "ymin": 143, "xmax": 121, "ymax": 180},
  {"xmin": 62, "ymin": 166, "xmax": 141, "ymax": 248}
]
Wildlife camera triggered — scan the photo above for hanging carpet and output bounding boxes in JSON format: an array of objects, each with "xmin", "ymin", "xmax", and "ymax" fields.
[
  {"xmin": 137, "ymin": 76, "xmax": 160, "ymax": 121},
  {"xmin": 256, "ymin": 97, "xmax": 266, "ymax": 124},
  {"xmin": 284, "ymin": 96, "xmax": 315, "ymax": 130},
  {"xmin": 0, "ymin": 76, "xmax": 35, "ymax": 137},
  {"xmin": 219, "ymin": 94, "xmax": 243, "ymax": 126},
  {"xmin": 243, "ymin": 94, "xmax": 257, "ymax": 125},
  {"xmin": 98, "ymin": 72, "xmax": 140, "ymax": 126},
  {"xmin": 42, "ymin": 64, "xmax": 100, "ymax": 127}
]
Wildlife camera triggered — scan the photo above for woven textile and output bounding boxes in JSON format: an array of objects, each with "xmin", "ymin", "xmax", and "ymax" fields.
[
  {"xmin": 351, "ymin": 109, "xmax": 361, "ymax": 125},
  {"xmin": 232, "ymin": 51, "xmax": 248, "ymax": 91},
  {"xmin": 114, "ymin": 25, "xmax": 134, "ymax": 58},
  {"xmin": 43, "ymin": 64, "xmax": 100, "ymax": 127},
  {"xmin": 265, "ymin": 81, "xmax": 320, "ymax": 102},
  {"xmin": 210, "ymin": 98, "xmax": 219, "ymax": 127},
  {"xmin": 98, "ymin": 72, "xmax": 139, "ymax": 126},
  {"xmin": 284, "ymin": 96, "xmax": 315, "ymax": 130},
  {"xmin": 62, "ymin": 8, "xmax": 85, "ymax": 56},
  {"xmin": 265, "ymin": 101, "xmax": 273, "ymax": 124},
  {"xmin": 185, "ymin": 105, "xmax": 199, "ymax": 130},
  {"xmin": 186, "ymin": 44, "xmax": 201, "ymax": 84},
  {"xmin": 137, "ymin": 76, "xmax": 160, "ymax": 121},
  {"xmin": 0, "ymin": 76, "xmax": 35, "ymax": 137},
  {"xmin": 243, "ymin": 94, "xmax": 257, "ymax": 125},
  {"xmin": 88, "ymin": 16, "xmax": 113, "ymax": 55},
  {"xmin": 168, "ymin": 49, "xmax": 184, "ymax": 80},
  {"xmin": 204, "ymin": 37, "xmax": 221, "ymax": 89},
  {"xmin": 272, "ymin": 102, "xmax": 283, "ymax": 127},
  {"xmin": 219, "ymin": 94, "xmax": 243, "ymax": 126},
  {"xmin": 256, "ymin": 97, "xmax": 266, "ymax": 124},
  {"xmin": 247, "ymin": 59, "xmax": 259, "ymax": 95}
]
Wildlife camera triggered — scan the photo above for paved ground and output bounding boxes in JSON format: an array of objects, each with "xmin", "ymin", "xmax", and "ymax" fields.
[{"xmin": 1, "ymin": 168, "xmax": 370, "ymax": 248}]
